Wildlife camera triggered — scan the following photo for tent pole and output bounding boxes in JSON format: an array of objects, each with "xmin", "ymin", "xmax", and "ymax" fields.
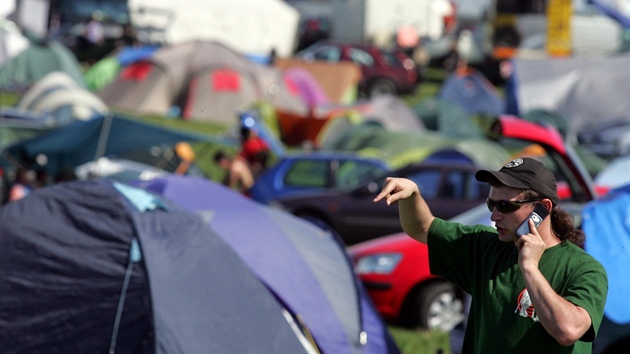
[{"xmin": 95, "ymin": 114, "xmax": 114, "ymax": 161}]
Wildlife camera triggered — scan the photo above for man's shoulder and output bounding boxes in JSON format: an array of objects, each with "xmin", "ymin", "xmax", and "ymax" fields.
[{"xmin": 431, "ymin": 218, "xmax": 497, "ymax": 233}]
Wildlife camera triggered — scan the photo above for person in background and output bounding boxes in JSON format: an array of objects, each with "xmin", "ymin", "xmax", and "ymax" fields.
[
  {"xmin": 9, "ymin": 167, "xmax": 35, "ymax": 202},
  {"xmin": 239, "ymin": 126, "xmax": 270, "ymax": 176},
  {"xmin": 213, "ymin": 150, "xmax": 255, "ymax": 195},
  {"xmin": 374, "ymin": 157, "xmax": 608, "ymax": 353}
]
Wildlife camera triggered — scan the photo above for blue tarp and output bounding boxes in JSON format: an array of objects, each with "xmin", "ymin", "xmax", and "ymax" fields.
[
  {"xmin": 3, "ymin": 114, "xmax": 233, "ymax": 175},
  {"xmin": 583, "ymin": 183, "xmax": 630, "ymax": 324},
  {"xmin": 438, "ymin": 69, "xmax": 505, "ymax": 116}
]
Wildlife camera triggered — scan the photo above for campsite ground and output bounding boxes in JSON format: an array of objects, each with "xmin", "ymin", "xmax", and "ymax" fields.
[{"xmin": 0, "ymin": 66, "xmax": 459, "ymax": 354}]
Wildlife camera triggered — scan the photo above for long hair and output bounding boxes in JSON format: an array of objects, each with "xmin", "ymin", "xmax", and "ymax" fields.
[{"xmin": 523, "ymin": 190, "xmax": 585, "ymax": 247}]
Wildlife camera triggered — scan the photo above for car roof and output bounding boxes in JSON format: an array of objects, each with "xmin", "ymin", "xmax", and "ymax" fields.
[
  {"xmin": 306, "ymin": 40, "xmax": 382, "ymax": 51},
  {"xmin": 280, "ymin": 151, "xmax": 388, "ymax": 163}
]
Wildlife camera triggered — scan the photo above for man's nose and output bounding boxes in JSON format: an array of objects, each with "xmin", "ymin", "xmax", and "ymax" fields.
[{"xmin": 490, "ymin": 208, "xmax": 502, "ymax": 222}]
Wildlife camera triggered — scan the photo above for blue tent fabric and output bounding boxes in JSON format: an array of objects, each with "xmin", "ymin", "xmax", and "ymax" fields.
[
  {"xmin": 3, "ymin": 114, "xmax": 234, "ymax": 176},
  {"xmin": 583, "ymin": 184, "xmax": 630, "ymax": 324},
  {"xmin": 438, "ymin": 69, "xmax": 505, "ymax": 116},
  {"xmin": 0, "ymin": 180, "xmax": 310, "ymax": 353},
  {"xmin": 116, "ymin": 45, "xmax": 161, "ymax": 66},
  {"xmin": 134, "ymin": 175, "xmax": 399, "ymax": 354}
]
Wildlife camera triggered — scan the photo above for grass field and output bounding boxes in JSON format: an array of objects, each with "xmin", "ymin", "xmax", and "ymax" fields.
[{"xmin": 0, "ymin": 67, "xmax": 458, "ymax": 353}]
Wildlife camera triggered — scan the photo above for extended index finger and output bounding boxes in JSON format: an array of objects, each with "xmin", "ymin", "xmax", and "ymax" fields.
[{"xmin": 373, "ymin": 177, "xmax": 396, "ymax": 203}]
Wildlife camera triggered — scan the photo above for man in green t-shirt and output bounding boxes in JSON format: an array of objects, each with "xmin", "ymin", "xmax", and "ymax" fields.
[{"xmin": 374, "ymin": 157, "xmax": 608, "ymax": 353}]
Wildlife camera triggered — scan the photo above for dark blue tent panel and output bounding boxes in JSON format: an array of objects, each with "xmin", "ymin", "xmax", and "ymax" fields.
[{"xmin": 0, "ymin": 180, "xmax": 309, "ymax": 353}]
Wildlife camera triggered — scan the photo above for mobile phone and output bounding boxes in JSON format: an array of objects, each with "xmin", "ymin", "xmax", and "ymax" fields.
[{"xmin": 515, "ymin": 204, "xmax": 549, "ymax": 237}]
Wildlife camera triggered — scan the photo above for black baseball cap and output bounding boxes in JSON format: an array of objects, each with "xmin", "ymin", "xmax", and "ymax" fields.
[{"xmin": 475, "ymin": 157, "xmax": 560, "ymax": 205}]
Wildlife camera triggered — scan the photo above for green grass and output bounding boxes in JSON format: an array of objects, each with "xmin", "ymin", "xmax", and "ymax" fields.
[
  {"xmin": 389, "ymin": 326, "xmax": 453, "ymax": 354},
  {"xmin": 0, "ymin": 91, "xmax": 20, "ymax": 106}
]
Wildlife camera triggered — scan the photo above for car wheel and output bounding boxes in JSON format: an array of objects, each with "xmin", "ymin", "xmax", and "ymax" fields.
[
  {"xmin": 413, "ymin": 282, "xmax": 465, "ymax": 332},
  {"xmin": 369, "ymin": 79, "xmax": 397, "ymax": 97}
]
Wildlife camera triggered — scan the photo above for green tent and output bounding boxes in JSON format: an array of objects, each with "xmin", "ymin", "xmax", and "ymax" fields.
[
  {"xmin": 320, "ymin": 122, "xmax": 509, "ymax": 169},
  {"xmin": 83, "ymin": 56, "xmax": 120, "ymax": 92},
  {"xmin": 412, "ymin": 97, "xmax": 484, "ymax": 140},
  {"xmin": 0, "ymin": 39, "xmax": 85, "ymax": 92}
]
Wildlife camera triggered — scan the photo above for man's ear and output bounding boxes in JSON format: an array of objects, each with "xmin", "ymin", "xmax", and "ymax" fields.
[{"xmin": 542, "ymin": 198, "xmax": 553, "ymax": 212}]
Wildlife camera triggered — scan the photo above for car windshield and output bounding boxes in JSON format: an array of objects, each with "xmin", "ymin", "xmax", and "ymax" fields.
[
  {"xmin": 284, "ymin": 160, "xmax": 329, "ymax": 188},
  {"xmin": 405, "ymin": 169, "xmax": 441, "ymax": 199},
  {"xmin": 348, "ymin": 48, "xmax": 374, "ymax": 66},
  {"xmin": 334, "ymin": 160, "xmax": 388, "ymax": 188},
  {"xmin": 371, "ymin": 168, "xmax": 442, "ymax": 199},
  {"xmin": 380, "ymin": 51, "xmax": 403, "ymax": 68}
]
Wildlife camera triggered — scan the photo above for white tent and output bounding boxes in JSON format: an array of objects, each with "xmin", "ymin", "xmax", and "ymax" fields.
[
  {"xmin": 0, "ymin": 19, "xmax": 29, "ymax": 68},
  {"xmin": 509, "ymin": 53, "xmax": 630, "ymax": 138},
  {"xmin": 128, "ymin": 0, "xmax": 299, "ymax": 57}
]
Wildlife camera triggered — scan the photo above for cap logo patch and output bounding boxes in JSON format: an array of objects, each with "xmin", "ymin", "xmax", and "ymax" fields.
[{"xmin": 504, "ymin": 158, "xmax": 523, "ymax": 168}]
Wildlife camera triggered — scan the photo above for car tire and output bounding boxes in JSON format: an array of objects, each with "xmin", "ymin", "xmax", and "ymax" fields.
[
  {"xmin": 413, "ymin": 282, "xmax": 465, "ymax": 332},
  {"xmin": 369, "ymin": 79, "xmax": 397, "ymax": 97}
]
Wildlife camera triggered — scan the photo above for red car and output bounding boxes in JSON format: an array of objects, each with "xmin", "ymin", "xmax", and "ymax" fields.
[
  {"xmin": 348, "ymin": 115, "xmax": 599, "ymax": 331},
  {"xmin": 296, "ymin": 40, "xmax": 419, "ymax": 97}
]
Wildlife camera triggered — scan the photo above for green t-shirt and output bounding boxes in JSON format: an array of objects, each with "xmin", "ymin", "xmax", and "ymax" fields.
[{"xmin": 428, "ymin": 218, "xmax": 608, "ymax": 354}]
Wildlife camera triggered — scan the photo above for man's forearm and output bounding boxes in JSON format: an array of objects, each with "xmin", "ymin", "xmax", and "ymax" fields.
[
  {"xmin": 399, "ymin": 192, "xmax": 434, "ymax": 244},
  {"xmin": 522, "ymin": 267, "xmax": 592, "ymax": 346}
]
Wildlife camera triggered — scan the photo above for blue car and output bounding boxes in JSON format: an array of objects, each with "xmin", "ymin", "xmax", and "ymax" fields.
[{"xmin": 249, "ymin": 151, "xmax": 390, "ymax": 205}]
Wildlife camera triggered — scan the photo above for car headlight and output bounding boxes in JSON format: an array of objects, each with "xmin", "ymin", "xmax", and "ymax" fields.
[{"xmin": 355, "ymin": 253, "xmax": 402, "ymax": 275}]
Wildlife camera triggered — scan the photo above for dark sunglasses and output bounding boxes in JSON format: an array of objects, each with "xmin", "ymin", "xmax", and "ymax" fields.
[{"xmin": 486, "ymin": 198, "xmax": 541, "ymax": 213}]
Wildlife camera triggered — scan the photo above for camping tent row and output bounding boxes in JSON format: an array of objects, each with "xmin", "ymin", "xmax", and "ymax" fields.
[
  {"xmin": 0, "ymin": 178, "xmax": 399, "ymax": 354},
  {"xmin": 95, "ymin": 40, "xmax": 329, "ymax": 125},
  {"xmin": 88, "ymin": 41, "xmax": 363, "ymax": 137}
]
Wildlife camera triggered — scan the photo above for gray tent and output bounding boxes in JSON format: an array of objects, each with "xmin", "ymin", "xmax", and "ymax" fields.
[
  {"xmin": 507, "ymin": 53, "xmax": 630, "ymax": 139},
  {"xmin": 97, "ymin": 40, "xmax": 307, "ymax": 124}
]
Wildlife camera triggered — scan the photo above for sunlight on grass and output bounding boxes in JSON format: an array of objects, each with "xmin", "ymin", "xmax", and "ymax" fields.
[
  {"xmin": 388, "ymin": 326, "xmax": 452, "ymax": 354},
  {"xmin": 0, "ymin": 92, "xmax": 20, "ymax": 106}
]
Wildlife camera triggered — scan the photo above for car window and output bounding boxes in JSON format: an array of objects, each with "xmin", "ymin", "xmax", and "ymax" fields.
[
  {"xmin": 335, "ymin": 161, "xmax": 388, "ymax": 188},
  {"xmin": 284, "ymin": 160, "xmax": 329, "ymax": 188},
  {"xmin": 312, "ymin": 46, "xmax": 341, "ymax": 62},
  {"xmin": 348, "ymin": 48, "xmax": 374, "ymax": 66},
  {"xmin": 443, "ymin": 170, "xmax": 465, "ymax": 199},
  {"xmin": 405, "ymin": 169, "xmax": 442, "ymax": 199},
  {"xmin": 466, "ymin": 175, "xmax": 491, "ymax": 200},
  {"xmin": 380, "ymin": 51, "xmax": 401, "ymax": 68}
]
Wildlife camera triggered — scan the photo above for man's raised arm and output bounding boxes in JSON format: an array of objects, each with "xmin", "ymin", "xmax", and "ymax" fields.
[{"xmin": 373, "ymin": 177, "xmax": 435, "ymax": 244}]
